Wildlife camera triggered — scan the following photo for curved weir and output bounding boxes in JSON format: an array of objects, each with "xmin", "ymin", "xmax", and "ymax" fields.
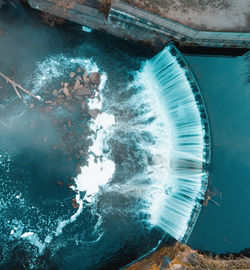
[{"xmin": 144, "ymin": 44, "xmax": 211, "ymax": 242}]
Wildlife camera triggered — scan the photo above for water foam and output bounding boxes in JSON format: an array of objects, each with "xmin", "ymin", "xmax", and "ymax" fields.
[
  {"xmin": 0, "ymin": 54, "xmax": 113, "ymax": 260},
  {"xmin": 141, "ymin": 45, "xmax": 210, "ymax": 241},
  {"xmin": 71, "ymin": 73, "xmax": 116, "ymax": 203}
]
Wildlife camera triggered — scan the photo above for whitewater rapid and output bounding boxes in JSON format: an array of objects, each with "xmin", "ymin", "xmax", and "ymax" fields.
[{"xmin": 0, "ymin": 44, "xmax": 210, "ymax": 269}]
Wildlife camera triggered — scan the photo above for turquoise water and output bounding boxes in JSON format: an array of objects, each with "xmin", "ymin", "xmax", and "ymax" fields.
[
  {"xmin": 186, "ymin": 54, "xmax": 250, "ymax": 253},
  {"xmin": 0, "ymin": 2, "xmax": 249, "ymax": 269}
]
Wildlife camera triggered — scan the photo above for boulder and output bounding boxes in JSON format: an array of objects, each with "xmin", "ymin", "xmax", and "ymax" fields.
[
  {"xmin": 80, "ymin": 101, "xmax": 86, "ymax": 110},
  {"xmin": 88, "ymin": 109, "xmax": 99, "ymax": 119},
  {"xmin": 69, "ymin": 72, "xmax": 75, "ymax": 78},
  {"xmin": 75, "ymin": 75, "xmax": 82, "ymax": 81},
  {"xmin": 76, "ymin": 86, "xmax": 92, "ymax": 96},
  {"xmin": 83, "ymin": 70, "xmax": 88, "ymax": 82},
  {"xmin": 89, "ymin": 72, "xmax": 101, "ymax": 86},
  {"xmin": 63, "ymin": 87, "xmax": 70, "ymax": 97},
  {"xmin": 74, "ymin": 80, "xmax": 81, "ymax": 89}
]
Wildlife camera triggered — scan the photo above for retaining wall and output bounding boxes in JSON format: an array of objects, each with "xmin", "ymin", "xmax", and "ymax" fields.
[{"xmin": 27, "ymin": 0, "xmax": 250, "ymax": 49}]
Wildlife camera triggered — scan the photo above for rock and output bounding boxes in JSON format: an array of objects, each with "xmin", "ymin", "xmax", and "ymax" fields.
[
  {"xmin": 45, "ymin": 100, "xmax": 53, "ymax": 104},
  {"xmin": 72, "ymin": 202, "xmax": 79, "ymax": 209},
  {"xmin": 75, "ymin": 95, "xmax": 84, "ymax": 101},
  {"xmin": 67, "ymin": 120, "xmax": 72, "ymax": 128},
  {"xmin": 64, "ymin": 82, "xmax": 69, "ymax": 87},
  {"xmin": 69, "ymin": 72, "xmax": 75, "ymax": 78},
  {"xmin": 83, "ymin": 70, "xmax": 88, "ymax": 81},
  {"xmin": 61, "ymin": 82, "xmax": 64, "ymax": 87},
  {"xmin": 84, "ymin": 77, "xmax": 90, "ymax": 86},
  {"xmin": 74, "ymin": 80, "xmax": 81, "ymax": 89},
  {"xmin": 75, "ymin": 75, "xmax": 82, "ymax": 81},
  {"xmin": 52, "ymin": 89, "xmax": 58, "ymax": 96},
  {"xmin": 80, "ymin": 101, "xmax": 86, "ymax": 110},
  {"xmin": 76, "ymin": 163, "xmax": 81, "ymax": 174},
  {"xmin": 88, "ymin": 109, "xmax": 99, "ymax": 119},
  {"xmin": 76, "ymin": 86, "xmax": 92, "ymax": 96},
  {"xmin": 57, "ymin": 181, "xmax": 63, "ymax": 186},
  {"xmin": 89, "ymin": 72, "xmax": 101, "ymax": 86},
  {"xmin": 63, "ymin": 87, "xmax": 70, "ymax": 97},
  {"xmin": 77, "ymin": 67, "xmax": 82, "ymax": 73}
]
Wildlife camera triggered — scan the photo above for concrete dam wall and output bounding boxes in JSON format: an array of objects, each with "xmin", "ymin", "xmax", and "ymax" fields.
[{"xmin": 27, "ymin": 0, "xmax": 250, "ymax": 49}]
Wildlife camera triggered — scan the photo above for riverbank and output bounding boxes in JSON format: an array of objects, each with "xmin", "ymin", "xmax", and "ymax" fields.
[
  {"xmin": 123, "ymin": 242, "xmax": 250, "ymax": 270},
  {"xmin": 25, "ymin": 0, "xmax": 250, "ymax": 50}
]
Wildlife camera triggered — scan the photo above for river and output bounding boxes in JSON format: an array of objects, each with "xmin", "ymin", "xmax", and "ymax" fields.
[{"xmin": 0, "ymin": 1, "xmax": 249, "ymax": 269}]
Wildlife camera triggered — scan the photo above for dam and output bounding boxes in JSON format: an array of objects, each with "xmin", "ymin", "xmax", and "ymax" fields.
[
  {"xmin": 0, "ymin": 1, "xmax": 249, "ymax": 269},
  {"xmin": 27, "ymin": 0, "xmax": 250, "ymax": 49}
]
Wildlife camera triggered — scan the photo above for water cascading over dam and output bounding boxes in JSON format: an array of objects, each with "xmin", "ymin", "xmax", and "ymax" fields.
[{"xmin": 142, "ymin": 44, "xmax": 211, "ymax": 242}]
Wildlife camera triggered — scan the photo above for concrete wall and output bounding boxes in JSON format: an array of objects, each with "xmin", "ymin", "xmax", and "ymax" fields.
[
  {"xmin": 109, "ymin": 0, "xmax": 250, "ymax": 49},
  {"xmin": 27, "ymin": 0, "xmax": 250, "ymax": 49}
]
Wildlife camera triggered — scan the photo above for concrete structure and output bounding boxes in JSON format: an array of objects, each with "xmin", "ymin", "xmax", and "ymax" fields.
[
  {"xmin": 123, "ymin": 0, "xmax": 250, "ymax": 33},
  {"xmin": 27, "ymin": 0, "xmax": 250, "ymax": 49}
]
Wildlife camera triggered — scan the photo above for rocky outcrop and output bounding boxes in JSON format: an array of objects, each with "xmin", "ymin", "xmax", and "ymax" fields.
[{"xmin": 124, "ymin": 243, "xmax": 250, "ymax": 270}]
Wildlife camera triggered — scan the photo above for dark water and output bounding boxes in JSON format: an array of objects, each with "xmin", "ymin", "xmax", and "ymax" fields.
[{"xmin": 186, "ymin": 54, "xmax": 250, "ymax": 253}]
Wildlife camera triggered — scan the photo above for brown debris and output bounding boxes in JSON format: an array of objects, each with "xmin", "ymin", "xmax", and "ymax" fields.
[
  {"xmin": 0, "ymin": 72, "xmax": 41, "ymax": 100},
  {"xmin": 89, "ymin": 72, "xmax": 101, "ymax": 86},
  {"xmin": 69, "ymin": 72, "xmax": 75, "ymax": 78},
  {"xmin": 72, "ymin": 202, "xmax": 79, "ymax": 209},
  {"xmin": 76, "ymin": 86, "xmax": 92, "ymax": 96},
  {"xmin": 88, "ymin": 109, "xmax": 99, "ymax": 119},
  {"xmin": 75, "ymin": 75, "xmax": 82, "ymax": 81},
  {"xmin": 74, "ymin": 80, "xmax": 81, "ymax": 89},
  {"xmin": 63, "ymin": 87, "xmax": 70, "ymax": 97}
]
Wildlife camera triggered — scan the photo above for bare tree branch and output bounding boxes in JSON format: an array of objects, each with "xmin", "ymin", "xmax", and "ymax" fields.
[{"xmin": 0, "ymin": 72, "xmax": 41, "ymax": 101}]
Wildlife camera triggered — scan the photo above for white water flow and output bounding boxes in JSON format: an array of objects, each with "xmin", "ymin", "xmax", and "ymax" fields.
[{"xmin": 141, "ymin": 45, "xmax": 210, "ymax": 241}]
